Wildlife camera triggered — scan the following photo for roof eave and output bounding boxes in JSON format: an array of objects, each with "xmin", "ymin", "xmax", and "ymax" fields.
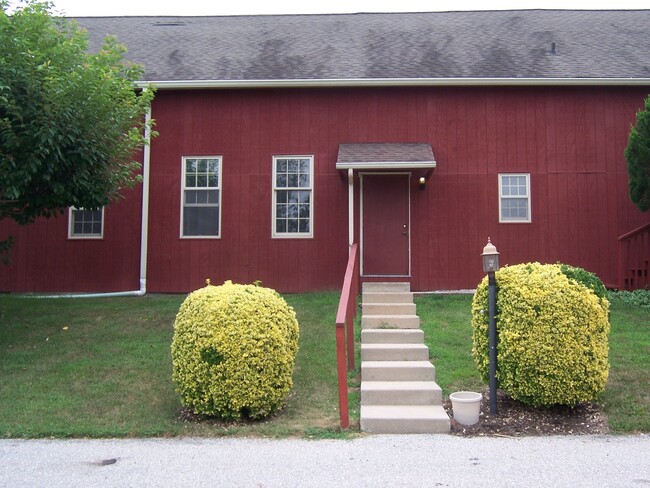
[
  {"xmin": 335, "ymin": 161, "xmax": 437, "ymax": 170},
  {"xmin": 137, "ymin": 77, "xmax": 650, "ymax": 89}
]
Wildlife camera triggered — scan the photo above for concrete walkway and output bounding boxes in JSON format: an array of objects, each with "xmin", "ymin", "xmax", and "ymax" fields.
[{"xmin": 1, "ymin": 435, "xmax": 648, "ymax": 487}]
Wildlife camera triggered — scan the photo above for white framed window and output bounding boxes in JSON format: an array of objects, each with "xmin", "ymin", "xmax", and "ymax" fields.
[
  {"xmin": 272, "ymin": 155, "xmax": 313, "ymax": 238},
  {"xmin": 499, "ymin": 173, "xmax": 531, "ymax": 223},
  {"xmin": 68, "ymin": 207, "xmax": 104, "ymax": 239},
  {"xmin": 181, "ymin": 156, "xmax": 221, "ymax": 238}
]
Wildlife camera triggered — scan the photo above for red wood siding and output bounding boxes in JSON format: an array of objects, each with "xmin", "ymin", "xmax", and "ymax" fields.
[
  {"xmin": 1, "ymin": 85, "xmax": 648, "ymax": 293},
  {"xmin": 0, "ymin": 186, "xmax": 142, "ymax": 293}
]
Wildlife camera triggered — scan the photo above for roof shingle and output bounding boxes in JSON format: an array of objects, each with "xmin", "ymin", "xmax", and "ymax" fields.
[{"xmin": 74, "ymin": 10, "xmax": 650, "ymax": 82}]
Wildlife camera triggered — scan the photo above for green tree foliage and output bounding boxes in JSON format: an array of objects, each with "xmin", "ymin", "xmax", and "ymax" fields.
[
  {"xmin": 625, "ymin": 95, "xmax": 650, "ymax": 212},
  {"xmin": 0, "ymin": 0, "xmax": 155, "ymax": 228}
]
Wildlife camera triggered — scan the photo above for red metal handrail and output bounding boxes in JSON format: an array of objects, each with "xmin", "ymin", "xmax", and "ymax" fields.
[
  {"xmin": 335, "ymin": 243, "xmax": 359, "ymax": 429},
  {"xmin": 618, "ymin": 222, "xmax": 650, "ymax": 290},
  {"xmin": 618, "ymin": 222, "xmax": 650, "ymax": 242}
]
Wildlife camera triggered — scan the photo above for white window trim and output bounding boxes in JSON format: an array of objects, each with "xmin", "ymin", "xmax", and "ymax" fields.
[
  {"xmin": 272, "ymin": 155, "xmax": 314, "ymax": 239},
  {"xmin": 68, "ymin": 207, "xmax": 104, "ymax": 239},
  {"xmin": 180, "ymin": 155, "xmax": 222, "ymax": 239},
  {"xmin": 498, "ymin": 173, "xmax": 531, "ymax": 223}
]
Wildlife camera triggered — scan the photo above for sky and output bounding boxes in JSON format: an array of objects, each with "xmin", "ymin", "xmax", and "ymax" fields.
[{"xmin": 8, "ymin": 0, "xmax": 650, "ymax": 17}]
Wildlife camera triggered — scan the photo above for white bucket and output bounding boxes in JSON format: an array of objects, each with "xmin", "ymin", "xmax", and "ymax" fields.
[{"xmin": 449, "ymin": 391, "xmax": 483, "ymax": 426}]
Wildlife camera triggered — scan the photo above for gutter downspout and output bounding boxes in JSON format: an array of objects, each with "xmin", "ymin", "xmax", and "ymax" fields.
[
  {"xmin": 29, "ymin": 103, "xmax": 152, "ymax": 299},
  {"xmin": 348, "ymin": 169, "xmax": 354, "ymax": 247}
]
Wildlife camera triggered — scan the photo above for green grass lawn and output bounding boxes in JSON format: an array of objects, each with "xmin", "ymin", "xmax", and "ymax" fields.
[
  {"xmin": 0, "ymin": 292, "xmax": 343, "ymax": 438},
  {"xmin": 0, "ymin": 291, "xmax": 647, "ymax": 437}
]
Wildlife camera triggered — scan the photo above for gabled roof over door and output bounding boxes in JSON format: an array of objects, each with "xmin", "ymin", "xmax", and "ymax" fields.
[{"xmin": 336, "ymin": 143, "xmax": 436, "ymax": 170}]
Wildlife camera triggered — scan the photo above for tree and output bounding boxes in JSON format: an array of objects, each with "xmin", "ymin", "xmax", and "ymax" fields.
[
  {"xmin": 625, "ymin": 95, "xmax": 650, "ymax": 212},
  {"xmin": 0, "ymin": 1, "xmax": 155, "ymax": 256}
]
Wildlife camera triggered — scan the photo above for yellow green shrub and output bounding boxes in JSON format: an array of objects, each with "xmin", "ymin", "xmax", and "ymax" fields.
[
  {"xmin": 171, "ymin": 281, "xmax": 299, "ymax": 420},
  {"xmin": 472, "ymin": 263, "xmax": 610, "ymax": 407}
]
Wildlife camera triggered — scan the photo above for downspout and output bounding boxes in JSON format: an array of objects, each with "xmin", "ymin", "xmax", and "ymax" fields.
[
  {"xmin": 348, "ymin": 169, "xmax": 354, "ymax": 247},
  {"xmin": 29, "ymin": 103, "xmax": 152, "ymax": 299}
]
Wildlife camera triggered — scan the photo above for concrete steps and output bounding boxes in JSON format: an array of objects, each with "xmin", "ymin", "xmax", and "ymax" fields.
[
  {"xmin": 360, "ymin": 405, "xmax": 451, "ymax": 434},
  {"xmin": 361, "ymin": 329, "xmax": 424, "ymax": 344},
  {"xmin": 359, "ymin": 282, "xmax": 450, "ymax": 434}
]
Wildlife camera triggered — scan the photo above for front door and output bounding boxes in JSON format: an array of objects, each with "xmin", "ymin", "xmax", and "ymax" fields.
[{"xmin": 361, "ymin": 173, "xmax": 410, "ymax": 276}]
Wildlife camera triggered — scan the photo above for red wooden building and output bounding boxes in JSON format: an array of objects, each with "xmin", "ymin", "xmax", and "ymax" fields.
[{"xmin": 1, "ymin": 10, "xmax": 649, "ymax": 294}]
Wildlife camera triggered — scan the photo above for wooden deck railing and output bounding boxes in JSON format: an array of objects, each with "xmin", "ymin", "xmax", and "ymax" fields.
[
  {"xmin": 335, "ymin": 243, "xmax": 359, "ymax": 429},
  {"xmin": 618, "ymin": 222, "xmax": 650, "ymax": 290}
]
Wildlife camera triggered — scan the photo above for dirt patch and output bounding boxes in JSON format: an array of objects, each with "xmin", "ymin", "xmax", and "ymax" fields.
[{"xmin": 443, "ymin": 389, "xmax": 609, "ymax": 437}]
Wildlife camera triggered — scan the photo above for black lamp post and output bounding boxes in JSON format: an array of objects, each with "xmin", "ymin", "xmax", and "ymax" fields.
[{"xmin": 481, "ymin": 238, "xmax": 499, "ymax": 415}]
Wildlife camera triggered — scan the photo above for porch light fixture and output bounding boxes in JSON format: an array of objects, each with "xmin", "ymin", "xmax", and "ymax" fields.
[
  {"xmin": 418, "ymin": 176, "xmax": 426, "ymax": 190},
  {"xmin": 481, "ymin": 237, "xmax": 500, "ymax": 272},
  {"xmin": 481, "ymin": 237, "xmax": 499, "ymax": 415}
]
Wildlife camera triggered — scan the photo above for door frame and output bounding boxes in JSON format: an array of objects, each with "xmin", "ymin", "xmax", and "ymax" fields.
[{"xmin": 360, "ymin": 172, "xmax": 412, "ymax": 277}]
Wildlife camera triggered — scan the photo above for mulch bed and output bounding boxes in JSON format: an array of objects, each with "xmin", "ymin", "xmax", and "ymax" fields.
[{"xmin": 443, "ymin": 388, "xmax": 609, "ymax": 437}]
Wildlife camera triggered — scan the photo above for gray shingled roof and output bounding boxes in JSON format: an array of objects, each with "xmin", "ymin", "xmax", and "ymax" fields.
[{"xmin": 74, "ymin": 10, "xmax": 650, "ymax": 83}]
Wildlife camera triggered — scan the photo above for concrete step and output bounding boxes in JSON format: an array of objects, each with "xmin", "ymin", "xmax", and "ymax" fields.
[
  {"xmin": 361, "ymin": 292, "xmax": 414, "ymax": 304},
  {"xmin": 362, "ymin": 360, "xmax": 436, "ymax": 382},
  {"xmin": 361, "ymin": 381, "xmax": 443, "ymax": 405},
  {"xmin": 361, "ymin": 329, "xmax": 425, "ymax": 344},
  {"xmin": 361, "ymin": 315, "xmax": 420, "ymax": 329},
  {"xmin": 361, "ymin": 343, "xmax": 429, "ymax": 361},
  {"xmin": 362, "ymin": 282, "xmax": 411, "ymax": 293},
  {"xmin": 360, "ymin": 405, "xmax": 450, "ymax": 434},
  {"xmin": 362, "ymin": 302, "xmax": 417, "ymax": 315}
]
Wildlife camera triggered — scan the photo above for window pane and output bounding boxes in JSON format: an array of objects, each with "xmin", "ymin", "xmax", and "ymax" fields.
[
  {"xmin": 299, "ymin": 174, "xmax": 310, "ymax": 188},
  {"xmin": 276, "ymin": 219, "xmax": 287, "ymax": 233},
  {"xmin": 186, "ymin": 159, "xmax": 197, "ymax": 173},
  {"xmin": 299, "ymin": 219, "xmax": 310, "ymax": 233},
  {"xmin": 183, "ymin": 207, "xmax": 219, "ymax": 236},
  {"xmin": 288, "ymin": 191, "xmax": 299, "ymax": 203},
  {"xmin": 287, "ymin": 219, "xmax": 298, "ymax": 233},
  {"xmin": 288, "ymin": 174, "xmax": 299, "ymax": 187},
  {"xmin": 300, "ymin": 159, "xmax": 310, "ymax": 174},
  {"xmin": 288, "ymin": 159, "xmax": 299, "ymax": 173},
  {"xmin": 276, "ymin": 204, "xmax": 287, "ymax": 218},
  {"xmin": 208, "ymin": 174, "xmax": 218, "ymax": 188},
  {"xmin": 276, "ymin": 174, "xmax": 287, "ymax": 188},
  {"xmin": 197, "ymin": 191, "xmax": 209, "ymax": 204},
  {"xmin": 298, "ymin": 204, "xmax": 309, "ymax": 218},
  {"xmin": 197, "ymin": 175, "xmax": 207, "ymax": 187},
  {"xmin": 288, "ymin": 203, "xmax": 298, "ymax": 218},
  {"xmin": 207, "ymin": 190, "xmax": 219, "ymax": 204},
  {"xmin": 276, "ymin": 190, "xmax": 288, "ymax": 204},
  {"xmin": 196, "ymin": 159, "xmax": 207, "ymax": 173},
  {"xmin": 298, "ymin": 191, "xmax": 310, "ymax": 204},
  {"xmin": 277, "ymin": 159, "xmax": 287, "ymax": 173},
  {"xmin": 208, "ymin": 159, "xmax": 219, "ymax": 173},
  {"xmin": 502, "ymin": 198, "xmax": 528, "ymax": 220}
]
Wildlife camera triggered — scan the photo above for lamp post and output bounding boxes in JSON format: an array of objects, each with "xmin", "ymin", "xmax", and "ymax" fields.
[{"xmin": 482, "ymin": 238, "xmax": 500, "ymax": 415}]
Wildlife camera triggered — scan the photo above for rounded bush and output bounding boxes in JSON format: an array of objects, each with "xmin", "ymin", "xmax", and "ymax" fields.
[
  {"xmin": 171, "ymin": 281, "xmax": 299, "ymax": 420},
  {"xmin": 472, "ymin": 263, "xmax": 610, "ymax": 407}
]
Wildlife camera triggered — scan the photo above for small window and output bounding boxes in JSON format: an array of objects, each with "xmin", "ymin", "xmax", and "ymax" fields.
[
  {"xmin": 68, "ymin": 207, "xmax": 104, "ymax": 239},
  {"xmin": 499, "ymin": 173, "xmax": 531, "ymax": 223},
  {"xmin": 272, "ymin": 156, "xmax": 313, "ymax": 238},
  {"xmin": 181, "ymin": 156, "xmax": 221, "ymax": 238}
]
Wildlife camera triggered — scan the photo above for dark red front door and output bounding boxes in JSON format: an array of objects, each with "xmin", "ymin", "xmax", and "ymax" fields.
[{"xmin": 361, "ymin": 174, "xmax": 410, "ymax": 276}]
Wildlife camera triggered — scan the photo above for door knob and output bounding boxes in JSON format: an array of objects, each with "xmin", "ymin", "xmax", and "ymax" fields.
[{"xmin": 402, "ymin": 224, "xmax": 407, "ymax": 235}]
